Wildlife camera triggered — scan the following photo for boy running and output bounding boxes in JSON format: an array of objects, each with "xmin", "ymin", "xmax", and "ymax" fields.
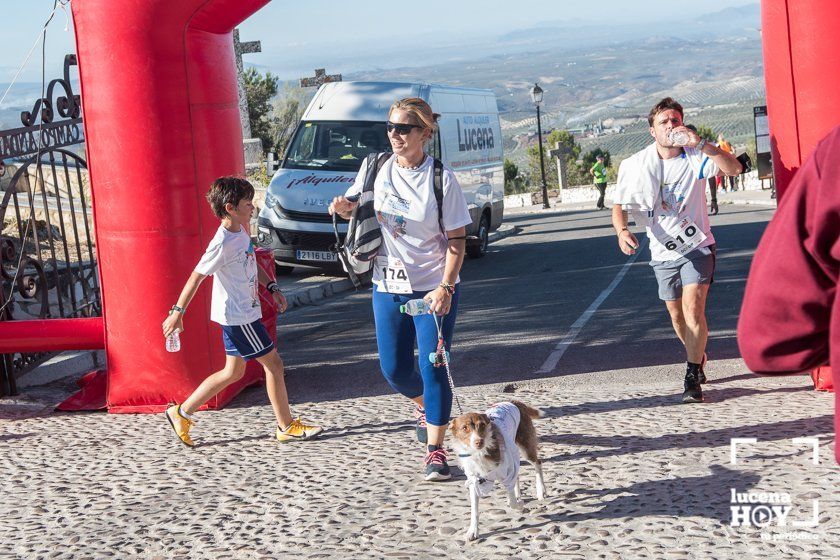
[{"xmin": 162, "ymin": 177, "xmax": 323, "ymax": 446}]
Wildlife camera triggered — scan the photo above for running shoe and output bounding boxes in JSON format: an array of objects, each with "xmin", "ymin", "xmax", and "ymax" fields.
[
  {"xmin": 424, "ymin": 447, "xmax": 452, "ymax": 481},
  {"xmin": 414, "ymin": 405, "xmax": 428, "ymax": 444},
  {"xmin": 682, "ymin": 369, "xmax": 704, "ymax": 404},
  {"xmin": 165, "ymin": 404, "xmax": 195, "ymax": 447},
  {"xmin": 276, "ymin": 418, "xmax": 323, "ymax": 443}
]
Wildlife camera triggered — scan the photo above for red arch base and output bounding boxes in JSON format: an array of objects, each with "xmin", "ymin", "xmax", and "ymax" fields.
[{"xmin": 68, "ymin": 0, "xmax": 271, "ymax": 412}]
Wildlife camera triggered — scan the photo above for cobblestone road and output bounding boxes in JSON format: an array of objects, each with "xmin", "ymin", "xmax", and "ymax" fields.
[{"xmin": 1, "ymin": 364, "xmax": 837, "ymax": 559}]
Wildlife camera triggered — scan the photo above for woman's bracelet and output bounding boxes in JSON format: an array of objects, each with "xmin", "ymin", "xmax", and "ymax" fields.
[
  {"xmin": 439, "ymin": 282, "xmax": 455, "ymax": 296},
  {"xmin": 266, "ymin": 281, "xmax": 282, "ymax": 294}
]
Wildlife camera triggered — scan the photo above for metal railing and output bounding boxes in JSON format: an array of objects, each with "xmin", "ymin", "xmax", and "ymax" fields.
[{"xmin": 0, "ymin": 55, "xmax": 100, "ymax": 396}]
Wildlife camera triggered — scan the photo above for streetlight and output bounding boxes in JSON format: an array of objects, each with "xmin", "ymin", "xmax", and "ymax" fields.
[{"xmin": 531, "ymin": 83, "xmax": 549, "ymax": 209}]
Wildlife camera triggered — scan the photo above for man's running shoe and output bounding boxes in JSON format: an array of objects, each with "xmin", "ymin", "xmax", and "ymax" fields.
[
  {"xmin": 682, "ymin": 368, "xmax": 704, "ymax": 404},
  {"xmin": 414, "ymin": 405, "xmax": 428, "ymax": 444},
  {"xmin": 276, "ymin": 418, "xmax": 323, "ymax": 443},
  {"xmin": 699, "ymin": 352, "xmax": 708, "ymax": 384},
  {"xmin": 165, "ymin": 404, "xmax": 195, "ymax": 447},
  {"xmin": 424, "ymin": 447, "xmax": 451, "ymax": 481}
]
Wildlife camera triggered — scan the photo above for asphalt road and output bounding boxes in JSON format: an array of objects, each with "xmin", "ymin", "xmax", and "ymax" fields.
[{"xmin": 278, "ymin": 204, "xmax": 777, "ymax": 405}]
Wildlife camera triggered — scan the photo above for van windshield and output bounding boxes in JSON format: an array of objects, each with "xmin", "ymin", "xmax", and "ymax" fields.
[{"xmin": 283, "ymin": 121, "xmax": 390, "ymax": 171}]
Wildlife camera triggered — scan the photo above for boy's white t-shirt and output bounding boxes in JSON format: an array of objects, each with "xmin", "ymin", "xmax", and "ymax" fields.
[
  {"xmin": 648, "ymin": 148, "xmax": 718, "ymax": 262},
  {"xmin": 345, "ymin": 154, "xmax": 472, "ymax": 292},
  {"xmin": 194, "ymin": 225, "xmax": 261, "ymax": 326}
]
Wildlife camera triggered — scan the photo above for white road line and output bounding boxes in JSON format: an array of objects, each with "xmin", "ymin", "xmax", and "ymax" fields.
[{"xmin": 535, "ymin": 240, "xmax": 646, "ymax": 374}]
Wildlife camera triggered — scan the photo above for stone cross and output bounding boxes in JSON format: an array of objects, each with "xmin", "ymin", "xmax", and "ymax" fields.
[
  {"xmin": 300, "ymin": 68, "xmax": 342, "ymax": 88},
  {"xmin": 549, "ymin": 142, "xmax": 572, "ymax": 203},
  {"xmin": 233, "ymin": 28, "xmax": 262, "ymax": 139}
]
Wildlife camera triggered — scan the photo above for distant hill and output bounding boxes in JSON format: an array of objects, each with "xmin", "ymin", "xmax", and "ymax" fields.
[
  {"xmin": 1, "ymin": 3, "xmax": 764, "ymax": 169},
  {"xmin": 346, "ymin": 4, "xmax": 765, "ymax": 165}
]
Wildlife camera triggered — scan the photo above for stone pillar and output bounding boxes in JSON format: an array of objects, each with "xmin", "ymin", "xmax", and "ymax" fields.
[
  {"xmin": 549, "ymin": 142, "xmax": 571, "ymax": 204},
  {"xmin": 233, "ymin": 28, "xmax": 264, "ymax": 170}
]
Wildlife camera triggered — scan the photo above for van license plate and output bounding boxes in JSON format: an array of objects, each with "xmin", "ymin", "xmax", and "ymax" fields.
[{"xmin": 296, "ymin": 250, "xmax": 336, "ymax": 262}]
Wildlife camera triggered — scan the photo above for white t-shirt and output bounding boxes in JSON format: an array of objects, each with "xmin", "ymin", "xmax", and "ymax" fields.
[
  {"xmin": 467, "ymin": 402, "xmax": 522, "ymax": 498},
  {"xmin": 194, "ymin": 225, "xmax": 261, "ymax": 326},
  {"xmin": 648, "ymin": 148, "xmax": 718, "ymax": 262},
  {"xmin": 345, "ymin": 154, "xmax": 472, "ymax": 292}
]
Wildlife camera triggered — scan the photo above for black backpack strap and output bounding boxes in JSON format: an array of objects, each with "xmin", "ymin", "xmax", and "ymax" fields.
[
  {"xmin": 433, "ymin": 158, "xmax": 444, "ymax": 233},
  {"xmin": 362, "ymin": 152, "xmax": 391, "ymax": 193}
]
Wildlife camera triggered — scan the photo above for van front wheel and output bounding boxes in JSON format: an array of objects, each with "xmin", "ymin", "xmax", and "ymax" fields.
[{"xmin": 466, "ymin": 215, "xmax": 489, "ymax": 259}]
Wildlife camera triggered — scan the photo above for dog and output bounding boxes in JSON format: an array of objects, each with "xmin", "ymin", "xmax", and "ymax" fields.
[{"xmin": 449, "ymin": 400, "xmax": 547, "ymax": 541}]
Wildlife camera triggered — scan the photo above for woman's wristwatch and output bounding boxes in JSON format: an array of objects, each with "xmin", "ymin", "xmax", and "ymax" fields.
[
  {"xmin": 439, "ymin": 282, "xmax": 455, "ymax": 296},
  {"xmin": 169, "ymin": 304, "xmax": 185, "ymax": 315},
  {"xmin": 266, "ymin": 281, "xmax": 282, "ymax": 294}
]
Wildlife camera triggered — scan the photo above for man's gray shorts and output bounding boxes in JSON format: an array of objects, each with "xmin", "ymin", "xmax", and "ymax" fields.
[{"xmin": 650, "ymin": 245, "xmax": 716, "ymax": 301}]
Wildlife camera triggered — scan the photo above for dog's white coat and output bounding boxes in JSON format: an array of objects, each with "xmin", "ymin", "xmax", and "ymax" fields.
[
  {"xmin": 465, "ymin": 403, "xmax": 520, "ymax": 497},
  {"xmin": 452, "ymin": 402, "xmax": 547, "ymax": 542}
]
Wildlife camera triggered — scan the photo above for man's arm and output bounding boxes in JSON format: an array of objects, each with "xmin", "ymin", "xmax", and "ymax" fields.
[
  {"xmin": 611, "ymin": 204, "xmax": 639, "ymax": 255},
  {"xmin": 699, "ymin": 141, "xmax": 742, "ymax": 176}
]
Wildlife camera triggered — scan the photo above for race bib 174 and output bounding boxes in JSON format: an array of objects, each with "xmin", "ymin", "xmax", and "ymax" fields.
[{"xmin": 376, "ymin": 255, "xmax": 412, "ymax": 294}]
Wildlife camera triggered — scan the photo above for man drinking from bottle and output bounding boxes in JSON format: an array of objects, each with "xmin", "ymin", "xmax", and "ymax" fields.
[{"xmin": 610, "ymin": 97, "xmax": 742, "ymax": 404}]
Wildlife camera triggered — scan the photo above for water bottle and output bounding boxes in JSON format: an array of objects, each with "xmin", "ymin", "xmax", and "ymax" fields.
[
  {"xmin": 669, "ymin": 130, "xmax": 690, "ymax": 146},
  {"xmin": 400, "ymin": 298, "xmax": 431, "ymax": 316},
  {"xmin": 166, "ymin": 329, "xmax": 181, "ymax": 353}
]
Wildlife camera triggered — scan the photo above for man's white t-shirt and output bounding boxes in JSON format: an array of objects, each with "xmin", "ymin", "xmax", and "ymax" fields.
[
  {"xmin": 194, "ymin": 225, "xmax": 261, "ymax": 326},
  {"xmin": 648, "ymin": 148, "xmax": 718, "ymax": 262},
  {"xmin": 345, "ymin": 154, "xmax": 472, "ymax": 292}
]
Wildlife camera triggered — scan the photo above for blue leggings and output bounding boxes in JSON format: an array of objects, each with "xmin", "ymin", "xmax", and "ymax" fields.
[{"xmin": 372, "ymin": 286, "xmax": 460, "ymax": 427}]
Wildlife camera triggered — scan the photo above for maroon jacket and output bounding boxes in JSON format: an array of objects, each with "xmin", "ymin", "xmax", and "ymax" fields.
[{"xmin": 738, "ymin": 125, "xmax": 840, "ymax": 461}]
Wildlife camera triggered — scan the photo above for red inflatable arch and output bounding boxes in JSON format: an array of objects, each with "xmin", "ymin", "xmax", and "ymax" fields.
[
  {"xmin": 762, "ymin": 0, "xmax": 840, "ymax": 200},
  {"xmin": 67, "ymin": 0, "xmax": 271, "ymax": 412}
]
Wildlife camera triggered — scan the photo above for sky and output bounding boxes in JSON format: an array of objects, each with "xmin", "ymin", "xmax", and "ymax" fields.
[{"xmin": 0, "ymin": 0, "xmax": 759, "ymax": 86}]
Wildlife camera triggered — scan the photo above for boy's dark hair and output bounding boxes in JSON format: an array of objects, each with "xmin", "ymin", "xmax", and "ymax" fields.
[
  {"xmin": 648, "ymin": 97, "xmax": 684, "ymax": 126},
  {"xmin": 206, "ymin": 176, "xmax": 255, "ymax": 219}
]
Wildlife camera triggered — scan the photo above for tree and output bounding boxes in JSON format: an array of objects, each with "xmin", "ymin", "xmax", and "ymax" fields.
[
  {"xmin": 581, "ymin": 148, "xmax": 611, "ymax": 169},
  {"xmin": 503, "ymin": 159, "xmax": 520, "ymax": 194},
  {"xmin": 527, "ymin": 143, "xmax": 557, "ymax": 190},
  {"xmin": 243, "ymin": 67, "xmax": 279, "ymax": 152},
  {"xmin": 545, "ymin": 129, "xmax": 581, "ymax": 161},
  {"xmin": 271, "ymin": 88, "xmax": 305, "ymax": 159},
  {"xmin": 694, "ymin": 125, "xmax": 716, "ymax": 143}
]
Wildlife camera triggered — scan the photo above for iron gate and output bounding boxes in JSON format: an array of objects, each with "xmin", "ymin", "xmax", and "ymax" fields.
[{"xmin": 0, "ymin": 55, "xmax": 100, "ymax": 396}]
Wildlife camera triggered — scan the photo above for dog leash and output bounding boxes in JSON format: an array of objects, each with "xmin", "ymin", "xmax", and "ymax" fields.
[{"xmin": 432, "ymin": 312, "xmax": 464, "ymax": 416}]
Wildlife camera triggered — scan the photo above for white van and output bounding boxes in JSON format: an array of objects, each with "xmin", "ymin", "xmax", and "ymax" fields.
[{"xmin": 256, "ymin": 81, "xmax": 504, "ymax": 273}]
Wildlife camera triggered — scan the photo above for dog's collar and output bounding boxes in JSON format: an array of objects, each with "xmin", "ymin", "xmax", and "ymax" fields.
[{"xmin": 457, "ymin": 453, "xmax": 474, "ymax": 458}]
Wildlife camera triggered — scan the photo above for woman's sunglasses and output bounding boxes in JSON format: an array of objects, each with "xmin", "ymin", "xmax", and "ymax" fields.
[{"xmin": 385, "ymin": 121, "xmax": 422, "ymax": 135}]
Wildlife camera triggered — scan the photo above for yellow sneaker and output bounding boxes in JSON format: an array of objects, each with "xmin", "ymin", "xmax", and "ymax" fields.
[
  {"xmin": 276, "ymin": 418, "xmax": 323, "ymax": 443},
  {"xmin": 165, "ymin": 404, "xmax": 195, "ymax": 447}
]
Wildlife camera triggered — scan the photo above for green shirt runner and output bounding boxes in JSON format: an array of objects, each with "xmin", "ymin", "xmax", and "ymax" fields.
[{"xmin": 591, "ymin": 161, "xmax": 607, "ymax": 184}]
